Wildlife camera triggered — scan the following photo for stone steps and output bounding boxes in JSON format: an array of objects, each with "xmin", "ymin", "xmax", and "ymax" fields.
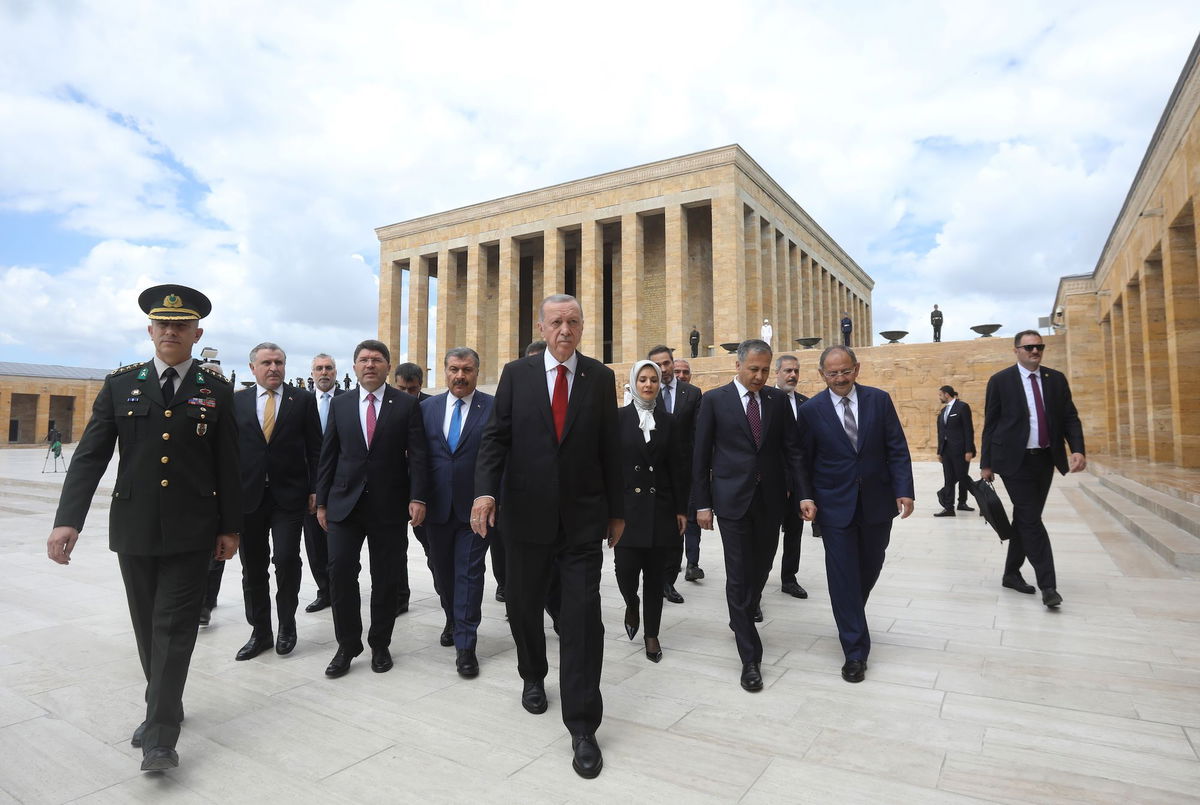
[{"xmin": 1079, "ymin": 475, "xmax": 1200, "ymax": 571}]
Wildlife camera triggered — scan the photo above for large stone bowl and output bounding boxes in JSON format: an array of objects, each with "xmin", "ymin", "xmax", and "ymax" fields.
[
  {"xmin": 720, "ymin": 342, "xmax": 741, "ymax": 354},
  {"xmin": 971, "ymin": 324, "xmax": 1002, "ymax": 337},
  {"xmin": 794, "ymin": 337, "xmax": 822, "ymax": 349},
  {"xmin": 879, "ymin": 330, "xmax": 908, "ymax": 344}
]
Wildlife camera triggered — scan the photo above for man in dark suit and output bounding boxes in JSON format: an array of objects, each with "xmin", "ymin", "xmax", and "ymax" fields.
[
  {"xmin": 302, "ymin": 353, "xmax": 344, "ymax": 613},
  {"xmin": 396, "ymin": 360, "xmax": 432, "ymax": 616},
  {"xmin": 692, "ymin": 339, "xmax": 814, "ymax": 693},
  {"xmin": 648, "ymin": 344, "xmax": 702, "ymax": 605},
  {"xmin": 841, "ymin": 312, "xmax": 853, "ymax": 347},
  {"xmin": 472, "ymin": 294, "xmax": 623, "ymax": 779},
  {"xmin": 773, "ymin": 354, "xmax": 812, "ymax": 600},
  {"xmin": 231, "ymin": 343, "xmax": 322, "ymax": 661},
  {"xmin": 396, "ymin": 362, "xmax": 432, "ymax": 402},
  {"xmin": 934, "ymin": 385, "xmax": 976, "ymax": 517},
  {"xmin": 798, "ymin": 345, "xmax": 914, "ymax": 684},
  {"xmin": 931, "ymin": 305, "xmax": 943, "ymax": 342},
  {"xmin": 48, "ymin": 284, "xmax": 241, "ymax": 771},
  {"xmin": 689, "ymin": 325, "xmax": 700, "ymax": 358},
  {"xmin": 316, "ymin": 339, "xmax": 428, "ymax": 678},
  {"xmin": 981, "ymin": 330, "xmax": 1086, "ymax": 608},
  {"xmin": 674, "ymin": 358, "xmax": 708, "ymax": 583},
  {"xmin": 421, "ymin": 347, "xmax": 494, "ymax": 677}
]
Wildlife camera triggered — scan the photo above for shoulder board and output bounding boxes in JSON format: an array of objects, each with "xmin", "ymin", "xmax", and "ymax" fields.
[
  {"xmin": 108, "ymin": 362, "xmax": 144, "ymax": 377},
  {"xmin": 200, "ymin": 365, "xmax": 231, "ymax": 383}
]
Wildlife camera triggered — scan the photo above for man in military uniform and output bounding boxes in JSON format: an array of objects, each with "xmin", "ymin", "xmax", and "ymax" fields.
[{"xmin": 47, "ymin": 284, "xmax": 242, "ymax": 772}]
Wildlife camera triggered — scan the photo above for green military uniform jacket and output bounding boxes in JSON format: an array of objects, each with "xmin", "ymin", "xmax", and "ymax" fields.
[{"xmin": 54, "ymin": 358, "xmax": 243, "ymax": 555}]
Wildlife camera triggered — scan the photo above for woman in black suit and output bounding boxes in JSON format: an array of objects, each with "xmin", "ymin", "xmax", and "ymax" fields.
[{"xmin": 615, "ymin": 360, "xmax": 687, "ymax": 662}]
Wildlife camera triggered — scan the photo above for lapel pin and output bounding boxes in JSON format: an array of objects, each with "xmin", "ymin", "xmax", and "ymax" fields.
[{"xmin": 131, "ymin": 389, "xmax": 142, "ymax": 396}]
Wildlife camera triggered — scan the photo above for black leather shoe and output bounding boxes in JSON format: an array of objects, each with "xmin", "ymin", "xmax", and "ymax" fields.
[
  {"xmin": 841, "ymin": 659, "xmax": 867, "ymax": 683},
  {"xmin": 521, "ymin": 680, "xmax": 548, "ymax": 714},
  {"xmin": 781, "ymin": 581, "xmax": 808, "ymax": 599},
  {"xmin": 933, "ymin": 508, "xmax": 955, "ymax": 517},
  {"xmin": 571, "ymin": 733, "xmax": 603, "ymax": 779},
  {"xmin": 276, "ymin": 625, "xmax": 297, "ymax": 655},
  {"xmin": 140, "ymin": 746, "xmax": 179, "ymax": 771},
  {"xmin": 198, "ymin": 607, "xmax": 211, "ymax": 626},
  {"xmin": 957, "ymin": 502, "xmax": 975, "ymax": 512},
  {"xmin": 1042, "ymin": 588, "xmax": 1063, "ymax": 608},
  {"xmin": 624, "ymin": 604, "xmax": 640, "ymax": 640},
  {"xmin": 684, "ymin": 564, "xmax": 705, "ymax": 581},
  {"xmin": 371, "ymin": 647, "xmax": 393, "ymax": 673},
  {"xmin": 235, "ymin": 634, "xmax": 273, "ymax": 662},
  {"xmin": 495, "ymin": 585, "xmax": 506, "ymax": 603},
  {"xmin": 456, "ymin": 648, "xmax": 479, "ymax": 678},
  {"xmin": 131, "ymin": 721, "xmax": 146, "ymax": 748},
  {"xmin": 304, "ymin": 594, "xmax": 330, "ymax": 613},
  {"xmin": 1002, "ymin": 573, "xmax": 1036, "ymax": 594},
  {"xmin": 440, "ymin": 621, "xmax": 454, "ymax": 647},
  {"xmin": 325, "ymin": 647, "xmax": 358, "ymax": 678},
  {"xmin": 644, "ymin": 636, "xmax": 662, "ymax": 663},
  {"xmin": 740, "ymin": 662, "xmax": 763, "ymax": 691},
  {"xmin": 753, "ymin": 605, "xmax": 764, "ymax": 622},
  {"xmin": 663, "ymin": 583, "xmax": 684, "ymax": 604}
]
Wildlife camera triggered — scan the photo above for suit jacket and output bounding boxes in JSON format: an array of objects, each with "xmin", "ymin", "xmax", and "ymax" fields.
[
  {"xmin": 691, "ymin": 382, "xmax": 810, "ymax": 522},
  {"xmin": 980, "ymin": 364, "xmax": 1084, "ymax": 476},
  {"xmin": 841, "ymin": 317, "xmax": 853, "ymax": 334},
  {"xmin": 798, "ymin": 385, "xmax": 914, "ymax": 528},
  {"xmin": 475, "ymin": 352, "xmax": 623, "ymax": 545},
  {"xmin": 315, "ymin": 384, "xmax": 429, "ymax": 525},
  {"xmin": 618, "ymin": 405, "xmax": 686, "ymax": 548},
  {"xmin": 936, "ymin": 399, "xmax": 976, "ymax": 457},
  {"xmin": 234, "ymin": 384, "xmax": 322, "ymax": 512},
  {"xmin": 54, "ymin": 358, "xmax": 243, "ymax": 554},
  {"xmin": 660, "ymin": 378, "xmax": 702, "ymax": 497},
  {"xmin": 421, "ymin": 390, "xmax": 495, "ymax": 525}
]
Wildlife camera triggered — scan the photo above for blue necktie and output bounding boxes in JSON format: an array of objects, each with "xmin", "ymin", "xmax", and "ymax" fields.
[{"xmin": 447, "ymin": 398, "xmax": 464, "ymax": 451}]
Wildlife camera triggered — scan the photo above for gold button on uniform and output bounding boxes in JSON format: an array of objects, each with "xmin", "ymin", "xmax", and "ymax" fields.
[
  {"xmin": 160, "ymin": 456, "xmax": 169, "ymax": 464},
  {"xmin": 160, "ymin": 479, "xmax": 169, "ymax": 487},
  {"xmin": 162, "ymin": 433, "xmax": 170, "ymax": 440},
  {"xmin": 164, "ymin": 410, "xmax": 173, "ymax": 418}
]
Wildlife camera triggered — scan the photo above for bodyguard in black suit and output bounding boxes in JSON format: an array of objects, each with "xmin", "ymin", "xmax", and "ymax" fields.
[
  {"xmin": 473, "ymin": 294, "xmax": 623, "ymax": 779},
  {"xmin": 934, "ymin": 385, "xmax": 976, "ymax": 516},
  {"xmin": 692, "ymin": 339, "xmax": 813, "ymax": 693},
  {"xmin": 396, "ymin": 360, "xmax": 433, "ymax": 615},
  {"xmin": 316, "ymin": 339, "xmax": 429, "ymax": 677},
  {"xmin": 420, "ymin": 347, "xmax": 495, "ymax": 677},
  {"xmin": 648, "ymin": 345, "xmax": 701, "ymax": 604},
  {"xmin": 981, "ymin": 331, "xmax": 1086, "ymax": 608},
  {"xmin": 774, "ymin": 354, "xmax": 812, "ymax": 600},
  {"xmin": 302, "ymin": 353, "xmax": 344, "ymax": 613},
  {"xmin": 231, "ymin": 343, "xmax": 322, "ymax": 661},
  {"xmin": 48, "ymin": 284, "xmax": 242, "ymax": 771}
]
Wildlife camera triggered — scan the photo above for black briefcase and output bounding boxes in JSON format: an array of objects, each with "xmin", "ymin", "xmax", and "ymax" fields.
[{"xmin": 968, "ymin": 478, "xmax": 1016, "ymax": 542}]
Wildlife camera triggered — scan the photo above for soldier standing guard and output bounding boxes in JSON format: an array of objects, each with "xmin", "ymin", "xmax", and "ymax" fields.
[{"xmin": 47, "ymin": 284, "xmax": 242, "ymax": 772}]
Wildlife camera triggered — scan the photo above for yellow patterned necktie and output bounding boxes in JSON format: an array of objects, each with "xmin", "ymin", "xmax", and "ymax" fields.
[{"xmin": 262, "ymin": 389, "xmax": 276, "ymax": 441}]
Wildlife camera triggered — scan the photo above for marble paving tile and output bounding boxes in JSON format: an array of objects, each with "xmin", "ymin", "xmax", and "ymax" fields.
[
  {"xmin": 0, "ymin": 681, "xmax": 46, "ymax": 728},
  {"xmin": 934, "ymin": 667, "xmax": 1139, "ymax": 718},
  {"xmin": 71, "ymin": 774, "xmax": 209, "ymax": 804},
  {"xmin": 741, "ymin": 755, "xmax": 978, "ymax": 804},
  {"xmin": 803, "ymin": 726, "xmax": 946, "ymax": 789},
  {"xmin": 0, "ymin": 715, "xmax": 134, "ymax": 803}
]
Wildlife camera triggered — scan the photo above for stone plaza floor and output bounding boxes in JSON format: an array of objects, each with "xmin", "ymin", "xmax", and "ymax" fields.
[{"xmin": 0, "ymin": 445, "xmax": 1198, "ymax": 803}]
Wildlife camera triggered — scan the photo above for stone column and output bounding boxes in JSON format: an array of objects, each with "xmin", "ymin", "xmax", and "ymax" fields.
[
  {"xmin": 1138, "ymin": 259, "xmax": 1172, "ymax": 462},
  {"xmin": 35, "ymin": 392, "xmax": 50, "ymax": 445},
  {"xmin": 407, "ymin": 253, "xmax": 430, "ymax": 374},
  {"xmin": 378, "ymin": 257, "xmax": 404, "ymax": 371},
  {"xmin": 744, "ymin": 210, "xmax": 762, "ymax": 340},
  {"xmin": 711, "ymin": 196, "xmax": 747, "ymax": 350},
  {"xmin": 578, "ymin": 218, "xmax": 604, "ymax": 359},
  {"xmin": 665, "ymin": 204, "xmax": 687, "ymax": 355},
  {"xmin": 1109, "ymin": 300, "xmax": 1129, "ymax": 456},
  {"xmin": 544, "ymin": 227, "xmax": 565, "ymax": 298},
  {"xmin": 620, "ymin": 212, "xmax": 644, "ymax": 363},
  {"xmin": 1099, "ymin": 316, "xmax": 1117, "ymax": 456},
  {"xmin": 498, "ymin": 234, "xmax": 520, "ymax": 365},
  {"xmin": 0, "ymin": 393, "xmax": 10, "ymax": 445},
  {"xmin": 1122, "ymin": 280, "xmax": 1148, "ymax": 458},
  {"xmin": 464, "ymin": 240, "xmax": 487, "ymax": 379},
  {"xmin": 72, "ymin": 388, "xmax": 91, "ymax": 443},
  {"xmin": 759, "ymin": 221, "xmax": 777, "ymax": 348},
  {"xmin": 434, "ymin": 248, "xmax": 457, "ymax": 370},
  {"xmin": 800, "ymin": 253, "xmax": 813, "ymax": 340},
  {"xmin": 1163, "ymin": 216, "xmax": 1200, "ymax": 466}
]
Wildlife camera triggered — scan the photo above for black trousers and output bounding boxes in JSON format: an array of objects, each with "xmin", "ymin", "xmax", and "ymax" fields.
[
  {"xmin": 717, "ymin": 488, "xmax": 781, "ymax": 664},
  {"xmin": 615, "ymin": 544, "xmax": 671, "ymax": 638},
  {"xmin": 202, "ymin": 557, "xmax": 225, "ymax": 608},
  {"xmin": 664, "ymin": 514, "xmax": 699, "ymax": 586},
  {"xmin": 822, "ymin": 507, "xmax": 892, "ymax": 661},
  {"xmin": 238, "ymin": 489, "xmax": 304, "ymax": 637},
  {"xmin": 684, "ymin": 519, "xmax": 702, "ymax": 566},
  {"xmin": 937, "ymin": 450, "xmax": 972, "ymax": 508},
  {"xmin": 327, "ymin": 505, "xmax": 407, "ymax": 654},
  {"xmin": 506, "ymin": 532, "xmax": 603, "ymax": 737},
  {"xmin": 398, "ymin": 524, "xmax": 436, "ymax": 607},
  {"xmin": 489, "ymin": 525, "xmax": 507, "ymax": 587},
  {"xmin": 302, "ymin": 510, "xmax": 329, "ymax": 597},
  {"xmin": 118, "ymin": 548, "xmax": 210, "ymax": 751},
  {"xmin": 933, "ymin": 324, "xmax": 941, "ymax": 342},
  {"xmin": 779, "ymin": 507, "xmax": 805, "ymax": 586},
  {"xmin": 1000, "ymin": 450, "xmax": 1057, "ymax": 590}
]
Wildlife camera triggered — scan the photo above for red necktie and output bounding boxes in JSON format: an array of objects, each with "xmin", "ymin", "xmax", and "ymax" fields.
[
  {"xmin": 1028, "ymin": 373, "xmax": 1049, "ymax": 448},
  {"xmin": 552, "ymin": 365, "xmax": 568, "ymax": 442},
  {"xmin": 366, "ymin": 392, "xmax": 377, "ymax": 447}
]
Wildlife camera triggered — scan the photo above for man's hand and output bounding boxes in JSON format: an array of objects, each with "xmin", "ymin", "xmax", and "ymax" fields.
[
  {"xmin": 799, "ymin": 500, "xmax": 818, "ymax": 521},
  {"xmin": 696, "ymin": 509, "xmax": 714, "ymax": 530},
  {"xmin": 675, "ymin": 514, "xmax": 687, "ymax": 536},
  {"xmin": 606, "ymin": 518, "xmax": 625, "ymax": 548},
  {"xmin": 308, "ymin": 493, "xmax": 317, "ymax": 514},
  {"xmin": 897, "ymin": 497, "xmax": 914, "ymax": 519},
  {"xmin": 980, "ymin": 467, "xmax": 994, "ymax": 482},
  {"xmin": 1069, "ymin": 452, "xmax": 1087, "ymax": 473},
  {"xmin": 214, "ymin": 533, "xmax": 240, "ymax": 561},
  {"xmin": 47, "ymin": 526, "xmax": 79, "ymax": 565},
  {"xmin": 317, "ymin": 505, "xmax": 328, "ymax": 531},
  {"xmin": 965, "ymin": 451, "xmax": 976, "ymax": 462},
  {"xmin": 408, "ymin": 501, "xmax": 426, "ymax": 527},
  {"xmin": 471, "ymin": 497, "xmax": 496, "ymax": 537}
]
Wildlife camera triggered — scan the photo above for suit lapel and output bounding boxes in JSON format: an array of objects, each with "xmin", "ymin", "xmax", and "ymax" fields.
[
  {"xmin": 818, "ymin": 390, "xmax": 856, "ymax": 452},
  {"xmin": 725, "ymin": 383, "xmax": 755, "ymax": 448},
  {"xmin": 456, "ymin": 394, "xmax": 487, "ymax": 452},
  {"xmin": 757, "ymin": 388, "xmax": 774, "ymax": 451},
  {"xmin": 271, "ymin": 386, "xmax": 295, "ymax": 443},
  {"xmin": 531, "ymin": 358, "xmax": 557, "ymax": 438},
  {"xmin": 561, "ymin": 356, "xmax": 591, "ymax": 444},
  {"xmin": 854, "ymin": 387, "xmax": 870, "ymax": 452},
  {"xmin": 369, "ymin": 386, "xmax": 395, "ymax": 451}
]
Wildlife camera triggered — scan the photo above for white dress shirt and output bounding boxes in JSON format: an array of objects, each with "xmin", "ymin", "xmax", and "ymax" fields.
[
  {"xmin": 152, "ymin": 356, "xmax": 194, "ymax": 398},
  {"xmin": 543, "ymin": 349, "xmax": 578, "ymax": 401},
  {"xmin": 358, "ymin": 384, "xmax": 384, "ymax": 444},
  {"xmin": 829, "ymin": 386, "xmax": 859, "ymax": 438},
  {"xmin": 732, "ymin": 378, "xmax": 757, "ymax": 413},
  {"xmin": 1020, "ymin": 364, "xmax": 1044, "ymax": 449},
  {"xmin": 942, "ymin": 398, "xmax": 955, "ymax": 423},
  {"xmin": 443, "ymin": 390, "xmax": 475, "ymax": 440}
]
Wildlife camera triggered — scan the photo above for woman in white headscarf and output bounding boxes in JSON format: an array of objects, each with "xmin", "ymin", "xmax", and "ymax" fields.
[{"xmin": 615, "ymin": 360, "xmax": 687, "ymax": 662}]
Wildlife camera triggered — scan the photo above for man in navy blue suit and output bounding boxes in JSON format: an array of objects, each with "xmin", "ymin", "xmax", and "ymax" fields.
[
  {"xmin": 420, "ymin": 347, "xmax": 494, "ymax": 678},
  {"xmin": 797, "ymin": 345, "xmax": 914, "ymax": 684},
  {"xmin": 692, "ymin": 339, "xmax": 814, "ymax": 693}
]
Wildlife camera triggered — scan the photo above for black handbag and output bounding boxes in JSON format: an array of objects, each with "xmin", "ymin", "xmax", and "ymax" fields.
[{"xmin": 968, "ymin": 478, "xmax": 1016, "ymax": 542}]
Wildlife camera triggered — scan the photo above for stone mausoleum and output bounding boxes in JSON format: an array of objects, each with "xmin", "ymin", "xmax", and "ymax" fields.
[{"xmin": 375, "ymin": 145, "xmax": 872, "ymax": 383}]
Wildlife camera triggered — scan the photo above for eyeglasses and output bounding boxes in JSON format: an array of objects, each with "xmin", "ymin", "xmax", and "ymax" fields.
[
  {"xmin": 1017, "ymin": 344, "xmax": 1046, "ymax": 353},
  {"xmin": 822, "ymin": 368, "xmax": 857, "ymax": 379}
]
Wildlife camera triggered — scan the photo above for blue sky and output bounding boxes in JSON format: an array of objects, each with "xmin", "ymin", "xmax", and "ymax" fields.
[{"xmin": 1, "ymin": 1, "xmax": 1198, "ymax": 380}]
